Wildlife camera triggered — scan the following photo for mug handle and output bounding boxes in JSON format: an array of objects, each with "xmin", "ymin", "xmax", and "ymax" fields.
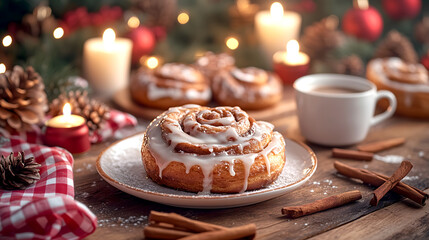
[{"xmin": 371, "ymin": 90, "xmax": 397, "ymax": 126}]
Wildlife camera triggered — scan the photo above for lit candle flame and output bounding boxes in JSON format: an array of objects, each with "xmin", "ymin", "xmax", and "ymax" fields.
[
  {"xmin": 63, "ymin": 103, "xmax": 71, "ymax": 116},
  {"xmin": 270, "ymin": 2, "xmax": 284, "ymax": 19},
  {"xmin": 53, "ymin": 27, "xmax": 64, "ymax": 39},
  {"xmin": 226, "ymin": 37, "xmax": 239, "ymax": 50},
  {"xmin": 103, "ymin": 28, "xmax": 116, "ymax": 46},
  {"xmin": 286, "ymin": 40, "xmax": 299, "ymax": 55}
]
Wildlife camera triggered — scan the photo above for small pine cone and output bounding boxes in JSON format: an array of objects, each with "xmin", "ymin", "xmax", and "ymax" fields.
[
  {"xmin": 374, "ymin": 30, "xmax": 418, "ymax": 63},
  {"xmin": 48, "ymin": 90, "xmax": 110, "ymax": 132},
  {"xmin": 415, "ymin": 17, "xmax": 429, "ymax": 44},
  {"xmin": 0, "ymin": 66, "xmax": 48, "ymax": 132},
  {"xmin": 300, "ymin": 15, "xmax": 344, "ymax": 60},
  {"xmin": 332, "ymin": 55, "xmax": 364, "ymax": 76},
  {"xmin": 0, "ymin": 152, "xmax": 41, "ymax": 190}
]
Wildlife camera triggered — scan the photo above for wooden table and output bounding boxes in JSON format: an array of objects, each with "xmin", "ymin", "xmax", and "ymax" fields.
[{"xmin": 75, "ymin": 87, "xmax": 429, "ymax": 239}]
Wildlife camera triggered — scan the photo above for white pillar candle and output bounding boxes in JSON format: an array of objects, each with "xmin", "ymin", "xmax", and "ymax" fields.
[
  {"xmin": 83, "ymin": 28, "xmax": 132, "ymax": 95},
  {"xmin": 255, "ymin": 2, "xmax": 301, "ymax": 63}
]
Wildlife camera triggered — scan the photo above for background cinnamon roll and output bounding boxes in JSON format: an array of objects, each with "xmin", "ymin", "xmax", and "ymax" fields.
[
  {"xmin": 367, "ymin": 57, "xmax": 429, "ymax": 118},
  {"xmin": 130, "ymin": 63, "xmax": 211, "ymax": 109},
  {"xmin": 141, "ymin": 105, "xmax": 286, "ymax": 193},
  {"xmin": 211, "ymin": 67, "xmax": 283, "ymax": 110},
  {"xmin": 195, "ymin": 51, "xmax": 235, "ymax": 81}
]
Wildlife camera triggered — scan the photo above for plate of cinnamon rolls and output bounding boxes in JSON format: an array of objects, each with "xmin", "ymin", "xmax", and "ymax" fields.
[
  {"xmin": 114, "ymin": 52, "xmax": 285, "ymax": 119},
  {"xmin": 96, "ymin": 105, "xmax": 317, "ymax": 208}
]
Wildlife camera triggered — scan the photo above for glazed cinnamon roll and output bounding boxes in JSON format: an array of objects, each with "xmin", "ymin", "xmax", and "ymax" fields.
[
  {"xmin": 195, "ymin": 52, "xmax": 235, "ymax": 81},
  {"xmin": 367, "ymin": 57, "xmax": 429, "ymax": 118},
  {"xmin": 130, "ymin": 63, "xmax": 211, "ymax": 109},
  {"xmin": 141, "ymin": 105, "xmax": 286, "ymax": 193},
  {"xmin": 212, "ymin": 67, "xmax": 283, "ymax": 110}
]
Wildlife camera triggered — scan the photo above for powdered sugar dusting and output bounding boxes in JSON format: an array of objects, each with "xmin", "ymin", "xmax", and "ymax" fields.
[{"xmin": 374, "ymin": 154, "xmax": 404, "ymax": 164}]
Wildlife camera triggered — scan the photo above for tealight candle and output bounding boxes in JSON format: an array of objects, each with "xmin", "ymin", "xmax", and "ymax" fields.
[
  {"xmin": 255, "ymin": 2, "xmax": 301, "ymax": 62},
  {"xmin": 44, "ymin": 103, "xmax": 90, "ymax": 154},
  {"xmin": 83, "ymin": 28, "xmax": 132, "ymax": 96},
  {"xmin": 273, "ymin": 40, "xmax": 310, "ymax": 84}
]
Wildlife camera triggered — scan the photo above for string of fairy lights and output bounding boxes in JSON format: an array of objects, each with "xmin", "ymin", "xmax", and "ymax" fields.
[{"xmin": 0, "ymin": 3, "xmax": 243, "ymax": 73}]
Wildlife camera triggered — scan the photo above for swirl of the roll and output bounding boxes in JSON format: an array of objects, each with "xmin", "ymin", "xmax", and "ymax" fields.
[
  {"xmin": 142, "ymin": 105, "xmax": 286, "ymax": 193},
  {"xmin": 382, "ymin": 58, "xmax": 428, "ymax": 84},
  {"xmin": 211, "ymin": 67, "xmax": 283, "ymax": 110},
  {"xmin": 130, "ymin": 63, "xmax": 211, "ymax": 109},
  {"xmin": 195, "ymin": 52, "xmax": 235, "ymax": 80}
]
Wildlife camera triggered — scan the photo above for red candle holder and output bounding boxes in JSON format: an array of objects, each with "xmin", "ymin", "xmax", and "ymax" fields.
[
  {"xmin": 43, "ymin": 123, "xmax": 90, "ymax": 154},
  {"xmin": 274, "ymin": 61, "xmax": 310, "ymax": 85}
]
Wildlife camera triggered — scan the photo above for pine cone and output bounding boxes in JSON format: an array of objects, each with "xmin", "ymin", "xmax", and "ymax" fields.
[
  {"xmin": 0, "ymin": 152, "xmax": 41, "ymax": 190},
  {"xmin": 332, "ymin": 55, "xmax": 364, "ymax": 76},
  {"xmin": 300, "ymin": 15, "xmax": 344, "ymax": 60},
  {"xmin": 374, "ymin": 30, "xmax": 418, "ymax": 63},
  {"xmin": 48, "ymin": 90, "xmax": 110, "ymax": 132},
  {"xmin": 0, "ymin": 66, "xmax": 48, "ymax": 131},
  {"xmin": 415, "ymin": 16, "xmax": 429, "ymax": 44}
]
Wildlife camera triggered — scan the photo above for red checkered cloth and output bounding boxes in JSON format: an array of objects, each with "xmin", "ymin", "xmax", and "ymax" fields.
[
  {"xmin": 0, "ymin": 136, "xmax": 97, "ymax": 239},
  {"xmin": 0, "ymin": 109, "xmax": 137, "ymax": 144}
]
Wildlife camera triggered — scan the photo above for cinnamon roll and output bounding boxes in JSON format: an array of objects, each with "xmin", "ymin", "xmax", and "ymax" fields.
[
  {"xmin": 130, "ymin": 63, "xmax": 211, "ymax": 109},
  {"xmin": 212, "ymin": 67, "xmax": 283, "ymax": 110},
  {"xmin": 141, "ymin": 105, "xmax": 286, "ymax": 193},
  {"xmin": 367, "ymin": 57, "xmax": 429, "ymax": 118},
  {"xmin": 195, "ymin": 52, "xmax": 235, "ymax": 81}
]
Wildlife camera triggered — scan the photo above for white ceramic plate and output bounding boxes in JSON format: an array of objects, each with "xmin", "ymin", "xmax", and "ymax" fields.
[{"xmin": 96, "ymin": 133, "xmax": 317, "ymax": 209}]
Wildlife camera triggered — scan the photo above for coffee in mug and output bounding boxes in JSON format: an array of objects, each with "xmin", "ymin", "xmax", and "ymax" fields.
[{"xmin": 293, "ymin": 74, "xmax": 397, "ymax": 146}]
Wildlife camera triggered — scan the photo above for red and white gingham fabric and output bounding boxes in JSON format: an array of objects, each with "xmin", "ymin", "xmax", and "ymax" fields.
[
  {"xmin": 0, "ymin": 136, "xmax": 97, "ymax": 239},
  {"xmin": 0, "ymin": 109, "xmax": 137, "ymax": 144}
]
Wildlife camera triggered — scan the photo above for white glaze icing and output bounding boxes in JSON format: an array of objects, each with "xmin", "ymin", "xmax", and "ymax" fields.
[
  {"xmin": 145, "ymin": 106, "xmax": 284, "ymax": 193},
  {"xmin": 369, "ymin": 58, "xmax": 429, "ymax": 93},
  {"xmin": 146, "ymin": 81, "xmax": 211, "ymax": 101}
]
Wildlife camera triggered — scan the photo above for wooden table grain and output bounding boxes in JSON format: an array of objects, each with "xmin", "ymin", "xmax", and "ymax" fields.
[{"xmin": 74, "ymin": 87, "xmax": 429, "ymax": 240}]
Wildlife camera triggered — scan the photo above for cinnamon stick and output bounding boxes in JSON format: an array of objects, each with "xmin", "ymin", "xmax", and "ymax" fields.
[
  {"xmin": 144, "ymin": 225, "xmax": 192, "ymax": 239},
  {"xmin": 281, "ymin": 190, "xmax": 362, "ymax": 218},
  {"xmin": 149, "ymin": 211, "xmax": 226, "ymax": 233},
  {"xmin": 357, "ymin": 137, "xmax": 405, "ymax": 153},
  {"xmin": 332, "ymin": 148, "xmax": 373, "ymax": 161},
  {"xmin": 370, "ymin": 160, "xmax": 413, "ymax": 206},
  {"xmin": 334, "ymin": 161, "xmax": 428, "ymax": 205},
  {"xmin": 178, "ymin": 224, "xmax": 256, "ymax": 240}
]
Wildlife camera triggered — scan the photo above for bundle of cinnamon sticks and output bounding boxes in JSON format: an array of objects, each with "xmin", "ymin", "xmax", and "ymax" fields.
[{"xmin": 143, "ymin": 211, "xmax": 256, "ymax": 240}]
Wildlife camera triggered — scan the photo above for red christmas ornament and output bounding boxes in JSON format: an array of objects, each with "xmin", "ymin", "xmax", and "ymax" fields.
[
  {"xmin": 342, "ymin": 0, "xmax": 383, "ymax": 42},
  {"xmin": 382, "ymin": 0, "xmax": 421, "ymax": 20},
  {"xmin": 127, "ymin": 27, "xmax": 156, "ymax": 64},
  {"xmin": 421, "ymin": 51, "xmax": 429, "ymax": 71}
]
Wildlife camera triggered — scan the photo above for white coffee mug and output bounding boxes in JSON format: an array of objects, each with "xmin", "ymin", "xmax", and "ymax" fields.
[{"xmin": 294, "ymin": 74, "xmax": 397, "ymax": 146}]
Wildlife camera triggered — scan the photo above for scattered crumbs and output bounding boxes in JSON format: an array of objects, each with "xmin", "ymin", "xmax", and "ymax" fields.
[
  {"xmin": 374, "ymin": 155, "xmax": 404, "ymax": 164},
  {"xmin": 86, "ymin": 163, "xmax": 93, "ymax": 169},
  {"xmin": 332, "ymin": 186, "xmax": 338, "ymax": 189},
  {"xmin": 91, "ymin": 181, "xmax": 97, "ymax": 187},
  {"xmin": 294, "ymin": 222, "xmax": 297, "ymax": 225},
  {"xmin": 418, "ymin": 151, "xmax": 424, "ymax": 158},
  {"xmin": 310, "ymin": 189, "xmax": 314, "ymax": 193},
  {"xmin": 98, "ymin": 215, "xmax": 148, "ymax": 228},
  {"xmin": 312, "ymin": 181, "xmax": 320, "ymax": 185},
  {"xmin": 75, "ymin": 168, "xmax": 83, "ymax": 173},
  {"xmin": 403, "ymin": 176, "xmax": 419, "ymax": 181},
  {"xmin": 323, "ymin": 179, "xmax": 332, "ymax": 185},
  {"xmin": 363, "ymin": 164, "xmax": 369, "ymax": 169},
  {"xmin": 304, "ymin": 223, "xmax": 308, "ymax": 226},
  {"xmin": 323, "ymin": 192, "xmax": 327, "ymax": 195}
]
